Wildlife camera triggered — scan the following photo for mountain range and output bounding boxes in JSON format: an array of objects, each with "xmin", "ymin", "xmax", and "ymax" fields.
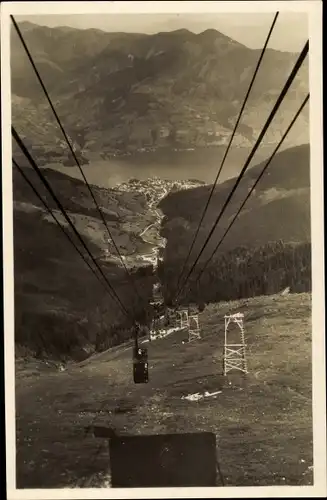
[
  {"xmin": 11, "ymin": 20, "xmax": 311, "ymax": 359},
  {"xmin": 11, "ymin": 21, "xmax": 309, "ymax": 165},
  {"xmin": 160, "ymin": 143, "xmax": 310, "ymax": 260}
]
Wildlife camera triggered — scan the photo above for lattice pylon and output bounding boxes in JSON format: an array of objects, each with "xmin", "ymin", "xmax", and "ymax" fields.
[
  {"xmin": 152, "ymin": 282, "xmax": 163, "ymax": 304},
  {"xmin": 167, "ymin": 308, "xmax": 178, "ymax": 329},
  {"xmin": 188, "ymin": 313, "xmax": 201, "ymax": 342},
  {"xmin": 149, "ymin": 315, "xmax": 159, "ymax": 340},
  {"xmin": 223, "ymin": 313, "xmax": 248, "ymax": 375},
  {"xmin": 177, "ymin": 309, "xmax": 189, "ymax": 330}
]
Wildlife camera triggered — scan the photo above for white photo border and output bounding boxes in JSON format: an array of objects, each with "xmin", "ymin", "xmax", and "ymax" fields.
[{"xmin": 1, "ymin": 1, "xmax": 325, "ymax": 498}]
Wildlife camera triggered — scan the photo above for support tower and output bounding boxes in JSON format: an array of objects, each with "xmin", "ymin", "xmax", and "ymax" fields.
[
  {"xmin": 188, "ymin": 312, "xmax": 201, "ymax": 342},
  {"xmin": 223, "ymin": 313, "xmax": 248, "ymax": 375},
  {"xmin": 177, "ymin": 308, "xmax": 189, "ymax": 330}
]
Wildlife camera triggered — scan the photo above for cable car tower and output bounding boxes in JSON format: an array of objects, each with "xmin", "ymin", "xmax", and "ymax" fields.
[
  {"xmin": 149, "ymin": 281, "xmax": 165, "ymax": 340},
  {"xmin": 188, "ymin": 310, "xmax": 201, "ymax": 342},
  {"xmin": 133, "ymin": 322, "xmax": 149, "ymax": 384},
  {"xmin": 177, "ymin": 308, "xmax": 189, "ymax": 330},
  {"xmin": 176, "ymin": 304, "xmax": 202, "ymax": 342},
  {"xmin": 223, "ymin": 313, "xmax": 248, "ymax": 375},
  {"xmin": 188, "ymin": 304, "xmax": 201, "ymax": 342}
]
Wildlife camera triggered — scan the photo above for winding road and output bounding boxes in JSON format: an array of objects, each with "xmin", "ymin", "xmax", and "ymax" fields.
[{"xmin": 137, "ymin": 189, "xmax": 168, "ymax": 268}]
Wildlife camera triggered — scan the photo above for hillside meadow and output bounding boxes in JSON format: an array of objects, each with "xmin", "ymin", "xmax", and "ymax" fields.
[{"xmin": 15, "ymin": 293, "xmax": 313, "ymax": 488}]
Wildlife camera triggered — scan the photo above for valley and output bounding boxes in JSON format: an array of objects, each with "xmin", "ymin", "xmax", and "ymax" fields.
[
  {"xmin": 114, "ymin": 176, "xmax": 203, "ymax": 268},
  {"xmin": 15, "ymin": 293, "xmax": 313, "ymax": 488},
  {"xmin": 10, "ymin": 17, "xmax": 315, "ymax": 491},
  {"xmin": 13, "ymin": 143, "xmax": 311, "ymax": 361}
]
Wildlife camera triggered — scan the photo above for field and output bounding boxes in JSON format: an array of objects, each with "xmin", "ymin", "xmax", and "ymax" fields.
[{"xmin": 15, "ymin": 293, "xmax": 313, "ymax": 488}]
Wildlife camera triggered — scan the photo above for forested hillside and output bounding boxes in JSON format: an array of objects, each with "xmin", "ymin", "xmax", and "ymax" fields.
[
  {"xmin": 13, "ymin": 166, "xmax": 154, "ymax": 361},
  {"xmin": 159, "ymin": 144, "xmax": 311, "ymax": 304}
]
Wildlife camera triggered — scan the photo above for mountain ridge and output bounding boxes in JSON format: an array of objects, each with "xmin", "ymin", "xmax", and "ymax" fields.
[
  {"xmin": 159, "ymin": 143, "xmax": 310, "ymax": 259},
  {"xmin": 13, "ymin": 144, "xmax": 311, "ymax": 358},
  {"xmin": 11, "ymin": 21, "xmax": 309, "ymax": 165}
]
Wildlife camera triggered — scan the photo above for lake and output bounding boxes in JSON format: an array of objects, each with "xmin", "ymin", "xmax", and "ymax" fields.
[{"xmin": 45, "ymin": 145, "xmax": 276, "ymax": 189}]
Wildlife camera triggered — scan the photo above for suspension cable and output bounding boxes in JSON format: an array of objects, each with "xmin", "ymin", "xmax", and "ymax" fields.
[
  {"xmin": 13, "ymin": 157, "xmax": 139, "ymax": 449},
  {"xmin": 12, "ymin": 126, "xmax": 133, "ymax": 321},
  {"xmin": 13, "ymin": 159, "xmax": 117, "ymax": 297},
  {"xmin": 174, "ymin": 40, "xmax": 309, "ymax": 304},
  {"xmin": 11, "ymin": 15, "xmax": 145, "ymax": 309},
  {"xmin": 173, "ymin": 12, "xmax": 279, "ymax": 298},
  {"xmin": 196, "ymin": 93, "xmax": 310, "ymax": 283}
]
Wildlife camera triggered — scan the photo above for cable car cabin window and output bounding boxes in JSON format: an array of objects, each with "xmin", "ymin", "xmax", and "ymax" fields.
[{"xmin": 133, "ymin": 347, "xmax": 148, "ymax": 384}]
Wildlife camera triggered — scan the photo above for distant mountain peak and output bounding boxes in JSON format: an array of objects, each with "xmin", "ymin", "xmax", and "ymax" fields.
[
  {"xmin": 170, "ymin": 28, "xmax": 194, "ymax": 35},
  {"xmin": 16, "ymin": 20, "xmax": 37, "ymax": 31},
  {"xmin": 197, "ymin": 27, "xmax": 245, "ymax": 47},
  {"xmin": 11, "ymin": 21, "xmax": 308, "ymax": 157},
  {"xmin": 157, "ymin": 28, "xmax": 195, "ymax": 39},
  {"xmin": 198, "ymin": 28, "xmax": 220, "ymax": 37}
]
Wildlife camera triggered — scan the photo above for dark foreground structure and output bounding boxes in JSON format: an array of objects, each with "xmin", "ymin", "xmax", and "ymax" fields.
[{"xmin": 94, "ymin": 429, "xmax": 219, "ymax": 487}]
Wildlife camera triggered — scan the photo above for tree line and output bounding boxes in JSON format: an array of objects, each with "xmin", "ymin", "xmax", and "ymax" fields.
[{"xmin": 159, "ymin": 240, "xmax": 311, "ymax": 306}]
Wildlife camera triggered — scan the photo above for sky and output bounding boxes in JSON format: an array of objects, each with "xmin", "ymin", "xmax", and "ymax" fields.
[{"xmin": 17, "ymin": 12, "xmax": 308, "ymax": 52}]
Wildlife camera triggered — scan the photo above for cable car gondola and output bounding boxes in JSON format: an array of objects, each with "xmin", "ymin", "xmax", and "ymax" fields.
[{"xmin": 133, "ymin": 346, "xmax": 149, "ymax": 384}]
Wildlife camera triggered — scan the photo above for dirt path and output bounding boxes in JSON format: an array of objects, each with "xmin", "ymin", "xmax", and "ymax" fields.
[{"xmin": 134, "ymin": 186, "xmax": 168, "ymax": 266}]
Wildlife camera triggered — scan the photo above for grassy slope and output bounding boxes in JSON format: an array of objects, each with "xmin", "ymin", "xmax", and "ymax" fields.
[{"xmin": 16, "ymin": 292, "xmax": 312, "ymax": 488}]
